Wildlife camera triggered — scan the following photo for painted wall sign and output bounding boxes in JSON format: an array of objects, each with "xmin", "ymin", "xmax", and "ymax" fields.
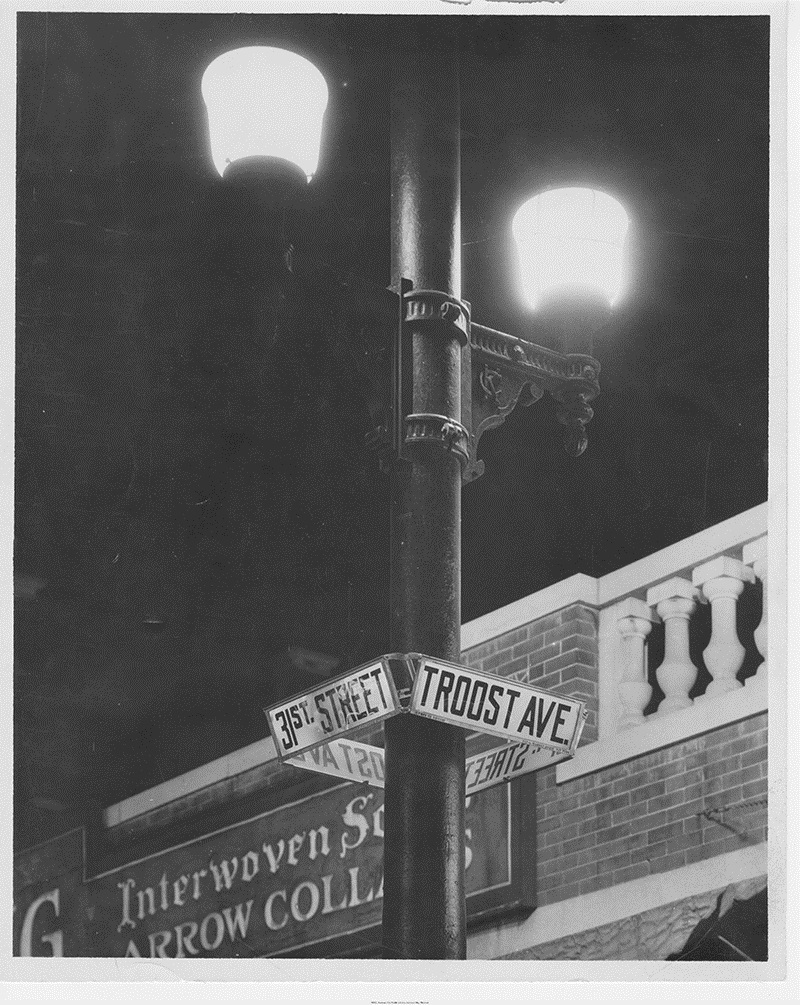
[
  {"xmin": 409, "ymin": 655, "xmax": 586, "ymax": 754},
  {"xmin": 265, "ymin": 658, "xmax": 400, "ymax": 760},
  {"xmin": 14, "ymin": 774, "xmax": 533, "ymax": 958}
]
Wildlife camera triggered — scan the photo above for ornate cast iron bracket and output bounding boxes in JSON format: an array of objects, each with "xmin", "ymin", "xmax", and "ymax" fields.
[
  {"xmin": 365, "ymin": 284, "xmax": 474, "ymax": 472},
  {"xmin": 462, "ymin": 322, "xmax": 601, "ymax": 482},
  {"xmin": 311, "ymin": 268, "xmax": 601, "ymax": 483}
]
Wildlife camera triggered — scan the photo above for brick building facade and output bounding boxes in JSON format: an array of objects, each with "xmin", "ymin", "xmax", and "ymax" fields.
[
  {"xmin": 13, "ymin": 505, "xmax": 772, "ymax": 962},
  {"xmin": 463, "ymin": 503, "xmax": 769, "ymax": 959}
]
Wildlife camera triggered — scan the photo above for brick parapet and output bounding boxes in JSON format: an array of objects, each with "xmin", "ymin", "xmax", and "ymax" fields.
[
  {"xmin": 103, "ymin": 756, "xmax": 302, "ymax": 848},
  {"xmin": 103, "ymin": 725, "xmax": 385, "ymax": 847}
]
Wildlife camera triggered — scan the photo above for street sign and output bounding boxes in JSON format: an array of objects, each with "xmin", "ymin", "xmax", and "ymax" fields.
[
  {"xmin": 287, "ymin": 737, "xmax": 386, "ymax": 787},
  {"xmin": 288, "ymin": 733, "xmax": 583, "ymax": 797},
  {"xmin": 265, "ymin": 657, "xmax": 400, "ymax": 761},
  {"xmin": 465, "ymin": 739, "xmax": 573, "ymax": 796},
  {"xmin": 408, "ymin": 655, "xmax": 586, "ymax": 754}
]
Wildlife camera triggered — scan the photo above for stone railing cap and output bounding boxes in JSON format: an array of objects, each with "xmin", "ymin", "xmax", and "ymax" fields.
[
  {"xmin": 742, "ymin": 535, "xmax": 768, "ymax": 566},
  {"xmin": 614, "ymin": 596, "xmax": 661, "ymax": 622},
  {"xmin": 692, "ymin": 555, "xmax": 756, "ymax": 587},
  {"xmin": 647, "ymin": 576, "xmax": 705, "ymax": 606}
]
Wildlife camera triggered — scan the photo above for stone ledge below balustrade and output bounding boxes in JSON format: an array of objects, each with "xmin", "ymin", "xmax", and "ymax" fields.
[{"xmin": 556, "ymin": 675, "xmax": 767, "ymax": 783}]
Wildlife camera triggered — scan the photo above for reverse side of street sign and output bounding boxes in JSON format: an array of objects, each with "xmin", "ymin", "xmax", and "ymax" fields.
[
  {"xmin": 264, "ymin": 657, "xmax": 401, "ymax": 761},
  {"xmin": 464, "ymin": 738, "xmax": 575, "ymax": 796},
  {"xmin": 408, "ymin": 655, "xmax": 586, "ymax": 754},
  {"xmin": 287, "ymin": 735, "xmax": 581, "ymax": 796},
  {"xmin": 287, "ymin": 737, "xmax": 386, "ymax": 787}
]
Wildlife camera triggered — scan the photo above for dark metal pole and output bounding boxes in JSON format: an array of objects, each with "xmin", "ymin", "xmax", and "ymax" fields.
[{"xmin": 382, "ymin": 23, "xmax": 466, "ymax": 960}]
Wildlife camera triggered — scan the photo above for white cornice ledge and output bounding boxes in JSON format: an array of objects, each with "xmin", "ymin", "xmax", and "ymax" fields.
[{"xmin": 556, "ymin": 677, "xmax": 767, "ymax": 783}]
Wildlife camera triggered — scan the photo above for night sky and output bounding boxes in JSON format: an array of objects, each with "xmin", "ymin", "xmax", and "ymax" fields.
[{"xmin": 14, "ymin": 12, "xmax": 769, "ymax": 849}]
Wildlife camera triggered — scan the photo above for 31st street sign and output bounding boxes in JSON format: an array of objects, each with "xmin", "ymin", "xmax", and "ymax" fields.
[
  {"xmin": 408, "ymin": 655, "xmax": 586, "ymax": 755},
  {"xmin": 265, "ymin": 658, "xmax": 401, "ymax": 760}
]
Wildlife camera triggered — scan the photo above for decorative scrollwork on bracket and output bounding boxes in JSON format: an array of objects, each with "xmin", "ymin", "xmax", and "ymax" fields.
[
  {"xmin": 462, "ymin": 364, "xmax": 545, "ymax": 484},
  {"xmin": 462, "ymin": 323, "xmax": 601, "ymax": 482},
  {"xmin": 554, "ymin": 390, "xmax": 595, "ymax": 458},
  {"xmin": 324, "ymin": 264, "xmax": 604, "ymax": 480}
]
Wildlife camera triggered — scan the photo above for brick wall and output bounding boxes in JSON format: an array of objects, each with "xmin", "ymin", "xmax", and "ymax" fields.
[
  {"xmin": 535, "ymin": 714, "xmax": 767, "ymax": 905},
  {"xmin": 103, "ymin": 757, "xmax": 303, "ymax": 852},
  {"xmin": 462, "ymin": 606, "xmax": 768, "ymax": 909}
]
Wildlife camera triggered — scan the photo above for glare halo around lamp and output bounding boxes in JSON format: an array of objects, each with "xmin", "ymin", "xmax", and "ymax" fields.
[{"xmin": 512, "ymin": 187, "xmax": 629, "ymax": 354}]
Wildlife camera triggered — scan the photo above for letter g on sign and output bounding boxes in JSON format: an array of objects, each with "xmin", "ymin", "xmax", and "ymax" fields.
[{"xmin": 19, "ymin": 888, "xmax": 63, "ymax": 956}]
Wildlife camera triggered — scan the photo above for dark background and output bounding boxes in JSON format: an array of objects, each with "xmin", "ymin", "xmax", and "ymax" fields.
[{"xmin": 15, "ymin": 12, "xmax": 769, "ymax": 849}]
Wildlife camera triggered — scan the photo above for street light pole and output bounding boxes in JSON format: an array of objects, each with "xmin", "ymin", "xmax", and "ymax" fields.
[
  {"xmin": 382, "ymin": 25, "xmax": 467, "ymax": 960},
  {"xmin": 201, "ymin": 34, "xmax": 625, "ymax": 964}
]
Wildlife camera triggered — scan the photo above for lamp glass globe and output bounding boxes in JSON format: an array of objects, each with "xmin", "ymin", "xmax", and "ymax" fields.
[
  {"xmin": 512, "ymin": 188, "xmax": 630, "ymax": 311},
  {"xmin": 202, "ymin": 47, "xmax": 329, "ymax": 179}
]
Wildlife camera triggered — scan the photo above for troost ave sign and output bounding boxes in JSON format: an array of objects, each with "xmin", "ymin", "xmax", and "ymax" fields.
[{"xmin": 407, "ymin": 656, "xmax": 586, "ymax": 754}]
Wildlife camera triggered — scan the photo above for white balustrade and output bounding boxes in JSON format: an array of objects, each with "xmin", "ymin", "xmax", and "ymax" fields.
[
  {"xmin": 616, "ymin": 598, "xmax": 659, "ymax": 730},
  {"xmin": 692, "ymin": 556, "xmax": 756, "ymax": 701},
  {"xmin": 646, "ymin": 577, "xmax": 705, "ymax": 715},
  {"xmin": 462, "ymin": 504, "xmax": 767, "ymax": 770},
  {"xmin": 607, "ymin": 511, "xmax": 766, "ymax": 736},
  {"xmin": 743, "ymin": 535, "xmax": 767, "ymax": 684},
  {"xmin": 550, "ymin": 505, "xmax": 768, "ymax": 779}
]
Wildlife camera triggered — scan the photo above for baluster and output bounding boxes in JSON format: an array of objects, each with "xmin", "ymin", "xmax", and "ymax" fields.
[
  {"xmin": 692, "ymin": 556, "xmax": 755, "ymax": 700},
  {"xmin": 616, "ymin": 598, "xmax": 659, "ymax": 730},
  {"xmin": 646, "ymin": 577, "xmax": 705, "ymax": 715},
  {"xmin": 743, "ymin": 535, "xmax": 767, "ymax": 684}
]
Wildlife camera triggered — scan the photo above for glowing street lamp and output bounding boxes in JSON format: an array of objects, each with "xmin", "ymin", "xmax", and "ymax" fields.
[
  {"xmin": 201, "ymin": 46, "xmax": 329, "ymax": 181},
  {"xmin": 512, "ymin": 187, "xmax": 630, "ymax": 357},
  {"xmin": 512, "ymin": 187, "xmax": 630, "ymax": 309},
  {"xmin": 201, "ymin": 46, "xmax": 331, "ymax": 286}
]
